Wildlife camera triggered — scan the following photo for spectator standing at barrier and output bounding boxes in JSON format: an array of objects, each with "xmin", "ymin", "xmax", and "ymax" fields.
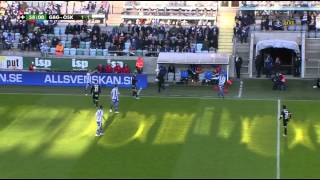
[
  {"xmin": 265, "ymin": 55, "xmax": 273, "ymax": 78},
  {"xmin": 97, "ymin": 64, "xmax": 103, "ymax": 73},
  {"xmin": 234, "ymin": 54, "xmax": 243, "ymax": 79},
  {"xmin": 71, "ymin": 34, "xmax": 80, "ymax": 48},
  {"xmin": 255, "ymin": 54, "xmax": 263, "ymax": 78},
  {"xmin": 29, "ymin": 62, "xmax": 36, "ymax": 72},
  {"xmin": 136, "ymin": 56, "xmax": 144, "ymax": 74},
  {"xmin": 105, "ymin": 63, "xmax": 113, "ymax": 73},
  {"xmin": 114, "ymin": 63, "xmax": 122, "ymax": 74},
  {"xmin": 157, "ymin": 66, "xmax": 166, "ymax": 93},
  {"xmin": 294, "ymin": 55, "xmax": 301, "ymax": 77},
  {"xmin": 274, "ymin": 57, "xmax": 281, "ymax": 73},
  {"xmin": 122, "ymin": 64, "xmax": 131, "ymax": 74},
  {"xmin": 167, "ymin": 64, "xmax": 176, "ymax": 81},
  {"xmin": 55, "ymin": 42, "xmax": 64, "ymax": 56},
  {"xmin": 5, "ymin": 33, "xmax": 13, "ymax": 50},
  {"xmin": 40, "ymin": 40, "xmax": 49, "ymax": 57}
]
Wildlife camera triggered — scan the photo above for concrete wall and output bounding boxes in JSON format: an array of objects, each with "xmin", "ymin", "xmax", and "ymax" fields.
[{"xmin": 253, "ymin": 32, "xmax": 302, "ymax": 44}]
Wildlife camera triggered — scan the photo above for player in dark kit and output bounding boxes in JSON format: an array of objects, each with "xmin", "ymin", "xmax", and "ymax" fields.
[
  {"xmin": 279, "ymin": 105, "xmax": 292, "ymax": 137},
  {"xmin": 91, "ymin": 81, "xmax": 101, "ymax": 107},
  {"xmin": 131, "ymin": 74, "xmax": 139, "ymax": 99}
]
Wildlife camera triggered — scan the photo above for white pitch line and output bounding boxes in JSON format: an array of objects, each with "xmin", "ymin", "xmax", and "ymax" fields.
[
  {"xmin": 238, "ymin": 80, "xmax": 243, "ymax": 98},
  {"xmin": 277, "ymin": 99, "xmax": 281, "ymax": 179},
  {"xmin": 0, "ymin": 92, "xmax": 276, "ymax": 101},
  {"xmin": 0, "ymin": 92, "xmax": 319, "ymax": 102}
]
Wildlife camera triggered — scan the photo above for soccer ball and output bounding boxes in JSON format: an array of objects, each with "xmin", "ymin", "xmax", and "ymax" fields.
[{"xmin": 313, "ymin": 86, "xmax": 317, "ymax": 89}]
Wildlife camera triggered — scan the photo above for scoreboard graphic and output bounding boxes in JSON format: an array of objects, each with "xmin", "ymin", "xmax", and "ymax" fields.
[{"xmin": 17, "ymin": 14, "xmax": 104, "ymax": 21}]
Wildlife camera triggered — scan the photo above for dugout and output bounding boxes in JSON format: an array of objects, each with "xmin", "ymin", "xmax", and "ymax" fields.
[
  {"xmin": 156, "ymin": 52, "xmax": 230, "ymax": 83},
  {"xmin": 255, "ymin": 40, "xmax": 300, "ymax": 75}
]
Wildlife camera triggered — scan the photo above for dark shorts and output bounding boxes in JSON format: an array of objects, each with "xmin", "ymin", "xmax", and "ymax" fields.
[
  {"xmin": 283, "ymin": 120, "xmax": 288, "ymax": 127},
  {"xmin": 93, "ymin": 94, "xmax": 99, "ymax": 101}
]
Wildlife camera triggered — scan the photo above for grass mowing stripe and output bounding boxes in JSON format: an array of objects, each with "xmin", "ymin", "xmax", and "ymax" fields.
[
  {"xmin": 0, "ymin": 92, "xmax": 297, "ymax": 102},
  {"xmin": 277, "ymin": 99, "xmax": 281, "ymax": 179}
]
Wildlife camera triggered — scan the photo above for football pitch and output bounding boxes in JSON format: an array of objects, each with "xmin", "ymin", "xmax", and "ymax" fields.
[{"xmin": 0, "ymin": 80, "xmax": 319, "ymax": 178}]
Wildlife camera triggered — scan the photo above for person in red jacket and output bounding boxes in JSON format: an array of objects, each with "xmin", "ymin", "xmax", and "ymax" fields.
[
  {"xmin": 136, "ymin": 56, "xmax": 144, "ymax": 74},
  {"xmin": 122, "ymin": 64, "xmax": 131, "ymax": 74},
  {"xmin": 105, "ymin": 63, "xmax": 113, "ymax": 73},
  {"xmin": 114, "ymin": 63, "xmax": 122, "ymax": 73},
  {"xmin": 97, "ymin": 64, "xmax": 103, "ymax": 73},
  {"xmin": 29, "ymin": 62, "xmax": 36, "ymax": 72}
]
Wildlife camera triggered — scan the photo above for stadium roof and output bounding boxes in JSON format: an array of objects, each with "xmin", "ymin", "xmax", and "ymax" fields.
[
  {"xmin": 157, "ymin": 52, "xmax": 229, "ymax": 65},
  {"xmin": 256, "ymin": 40, "xmax": 300, "ymax": 55},
  {"xmin": 239, "ymin": 6, "xmax": 320, "ymax": 11}
]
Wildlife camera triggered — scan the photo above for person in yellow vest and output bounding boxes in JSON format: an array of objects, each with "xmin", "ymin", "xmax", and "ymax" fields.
[
  {"xmin": 136, "ymin": 56, "xmax": 144, "ymax": 74},
  {"xmin": 55, "ymin": 42, "xmax": 64, "ymax": 56}
]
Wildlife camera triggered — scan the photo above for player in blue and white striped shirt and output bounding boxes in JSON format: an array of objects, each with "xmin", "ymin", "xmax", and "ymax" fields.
[
  {"xmin": 218, "ymin": 73, "xmax": 226, "ymax": 98},
  {"xmin": 109, "ymin": 84, "xmax": 120, "ymax": 113},
  {"xmin": 96, "ymin": 105, "xmax": 104, "ymax": 136}
]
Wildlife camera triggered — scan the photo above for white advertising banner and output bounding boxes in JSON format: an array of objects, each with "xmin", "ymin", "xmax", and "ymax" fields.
[{"xmin": 0, "ymin": 56, "xmax": 23, "ymax": 70}]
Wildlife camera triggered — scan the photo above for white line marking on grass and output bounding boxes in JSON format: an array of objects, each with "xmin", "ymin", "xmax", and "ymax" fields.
[
  {"xmin": 0, "ymin": 92, "xmax": 319, "ymax": 102},
  {"xmin": 238, "ymin": 80, "xmax": 243, "ymax": 98},
  {"xmin": 0, "ymin": 92, "xmax": 277, "ymax": 101},
  {"xmin": 277, "ymin": 99, "xmax": 281, "ymax": 179}
]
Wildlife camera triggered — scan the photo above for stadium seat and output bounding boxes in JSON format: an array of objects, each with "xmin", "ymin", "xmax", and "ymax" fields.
[
  {"xmin": 65, "ymin": 41, "xmax": 71, "ymax": 48},
  {"xmin": 54, "ymin": 27, "xmax": 60, "ymax": 36},
  {"xmin": 50, "ymin": 47, "xmax": 56, "ymax": 54},
  {"xmin": 136, "ymin": 50, "xmax": 143, "ymax": 56},
  {"xmin": 96, "ymin": 49, "xmax": 103, "ymax": 56},
  {"xmin": 14, "ymin": 33, "xmax": 20, "ymax": 41},
  {"xmin": 90, "ymin": 48, "xmax": 97, "ymax": 56},
  {"xmin": 76, "ymin": 48, "xmax": 84, "ymax": 55},
  {"xmin": 80, "ymin": 41, "xmax": 86, "ymax": 49},
  {"xmin": 42, "ymin": 34, "xmax": 48, "ymax": 39},
  {"xmin": 60, "ymin": 35, "xmax": 67, "ymax": 41},
  {"xmin": 48, "ymin": 34, "xmax": 54, "ymax": 40},
  {"xmin": 196, "ymin": 43, "xmax": 203, "ymax": 53},
  {"xmin": 67, "ymin": 34, "xmax": 73, "ymax": 41},
  {"xmin": 205, "ymin": 71, "xmax": 213, "ymax": 80},
  {"xmin": 143, "ymin": 50, "xmax": 148, "ymax": 56},
  {"xmin": 60, "ymin": 27, "xmax": 66, "ymax": 35},
  {"xmin": 105, "ymin": 42, "xmax": 111, "ymax": 49},
  {"xmin": 3, "ymin": 32, "xmax": 8, "ymax": 38},
  {"xmin": 70, "ymin": 48, "xmax": 76, "ymax": 56},
  {"xmin": 13, "ymin": 42, "xmax": 18, "ymax": 49},
  {"xmin": 103, "ymin": 49, "xmax": 108, "ymax": 56},
  {"xmin": 64, "ymin": 48, "xmax": 70, "ymax": 56},
  {"xmin": 60, "ymin": 40, "xmax": 66, "ymax": 47},
  {"xmin": 180, "ymin": 70, "xmax": 189, "ymax": 82},
  {"xmin": 83, "ymin": 48, "xmax": 89, "ymax": 56},
  {"xmin": 124, "ymin": 42, "xmax": 130, "ymax": 50},
  {"xmin": 199, "ymin": 73, "xmax": 205, "ymax": 81},
  {"xmin": 85, "ymin": 42, "xmax": 91, "ymax": 49},
  {"xmin": 28, "ymin": 32, "xmax": 33, "ymax": 38}
]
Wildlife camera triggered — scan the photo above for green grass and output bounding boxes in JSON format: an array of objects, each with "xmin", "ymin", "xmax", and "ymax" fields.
[
  {"xmin": 0, "ymin": 94, "xmax": 278, "ymax": 178},
  {"xmin": 0, "ymin": 79, "xmax": 320, "ymax": 178},
  {"xmin": 280, "ymin": 100, "xmax": 320, "ymax": 179}
]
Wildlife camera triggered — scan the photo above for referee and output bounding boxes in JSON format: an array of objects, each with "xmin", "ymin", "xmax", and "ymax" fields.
[{"xmin": 279, "ymin": 105, "xmax": 292, "ymax": 137}]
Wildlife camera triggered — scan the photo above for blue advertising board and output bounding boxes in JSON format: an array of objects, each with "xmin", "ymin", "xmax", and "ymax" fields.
[{"xmin": 0, "ymin": 71, "xmax": 148, "ymax": 88}]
